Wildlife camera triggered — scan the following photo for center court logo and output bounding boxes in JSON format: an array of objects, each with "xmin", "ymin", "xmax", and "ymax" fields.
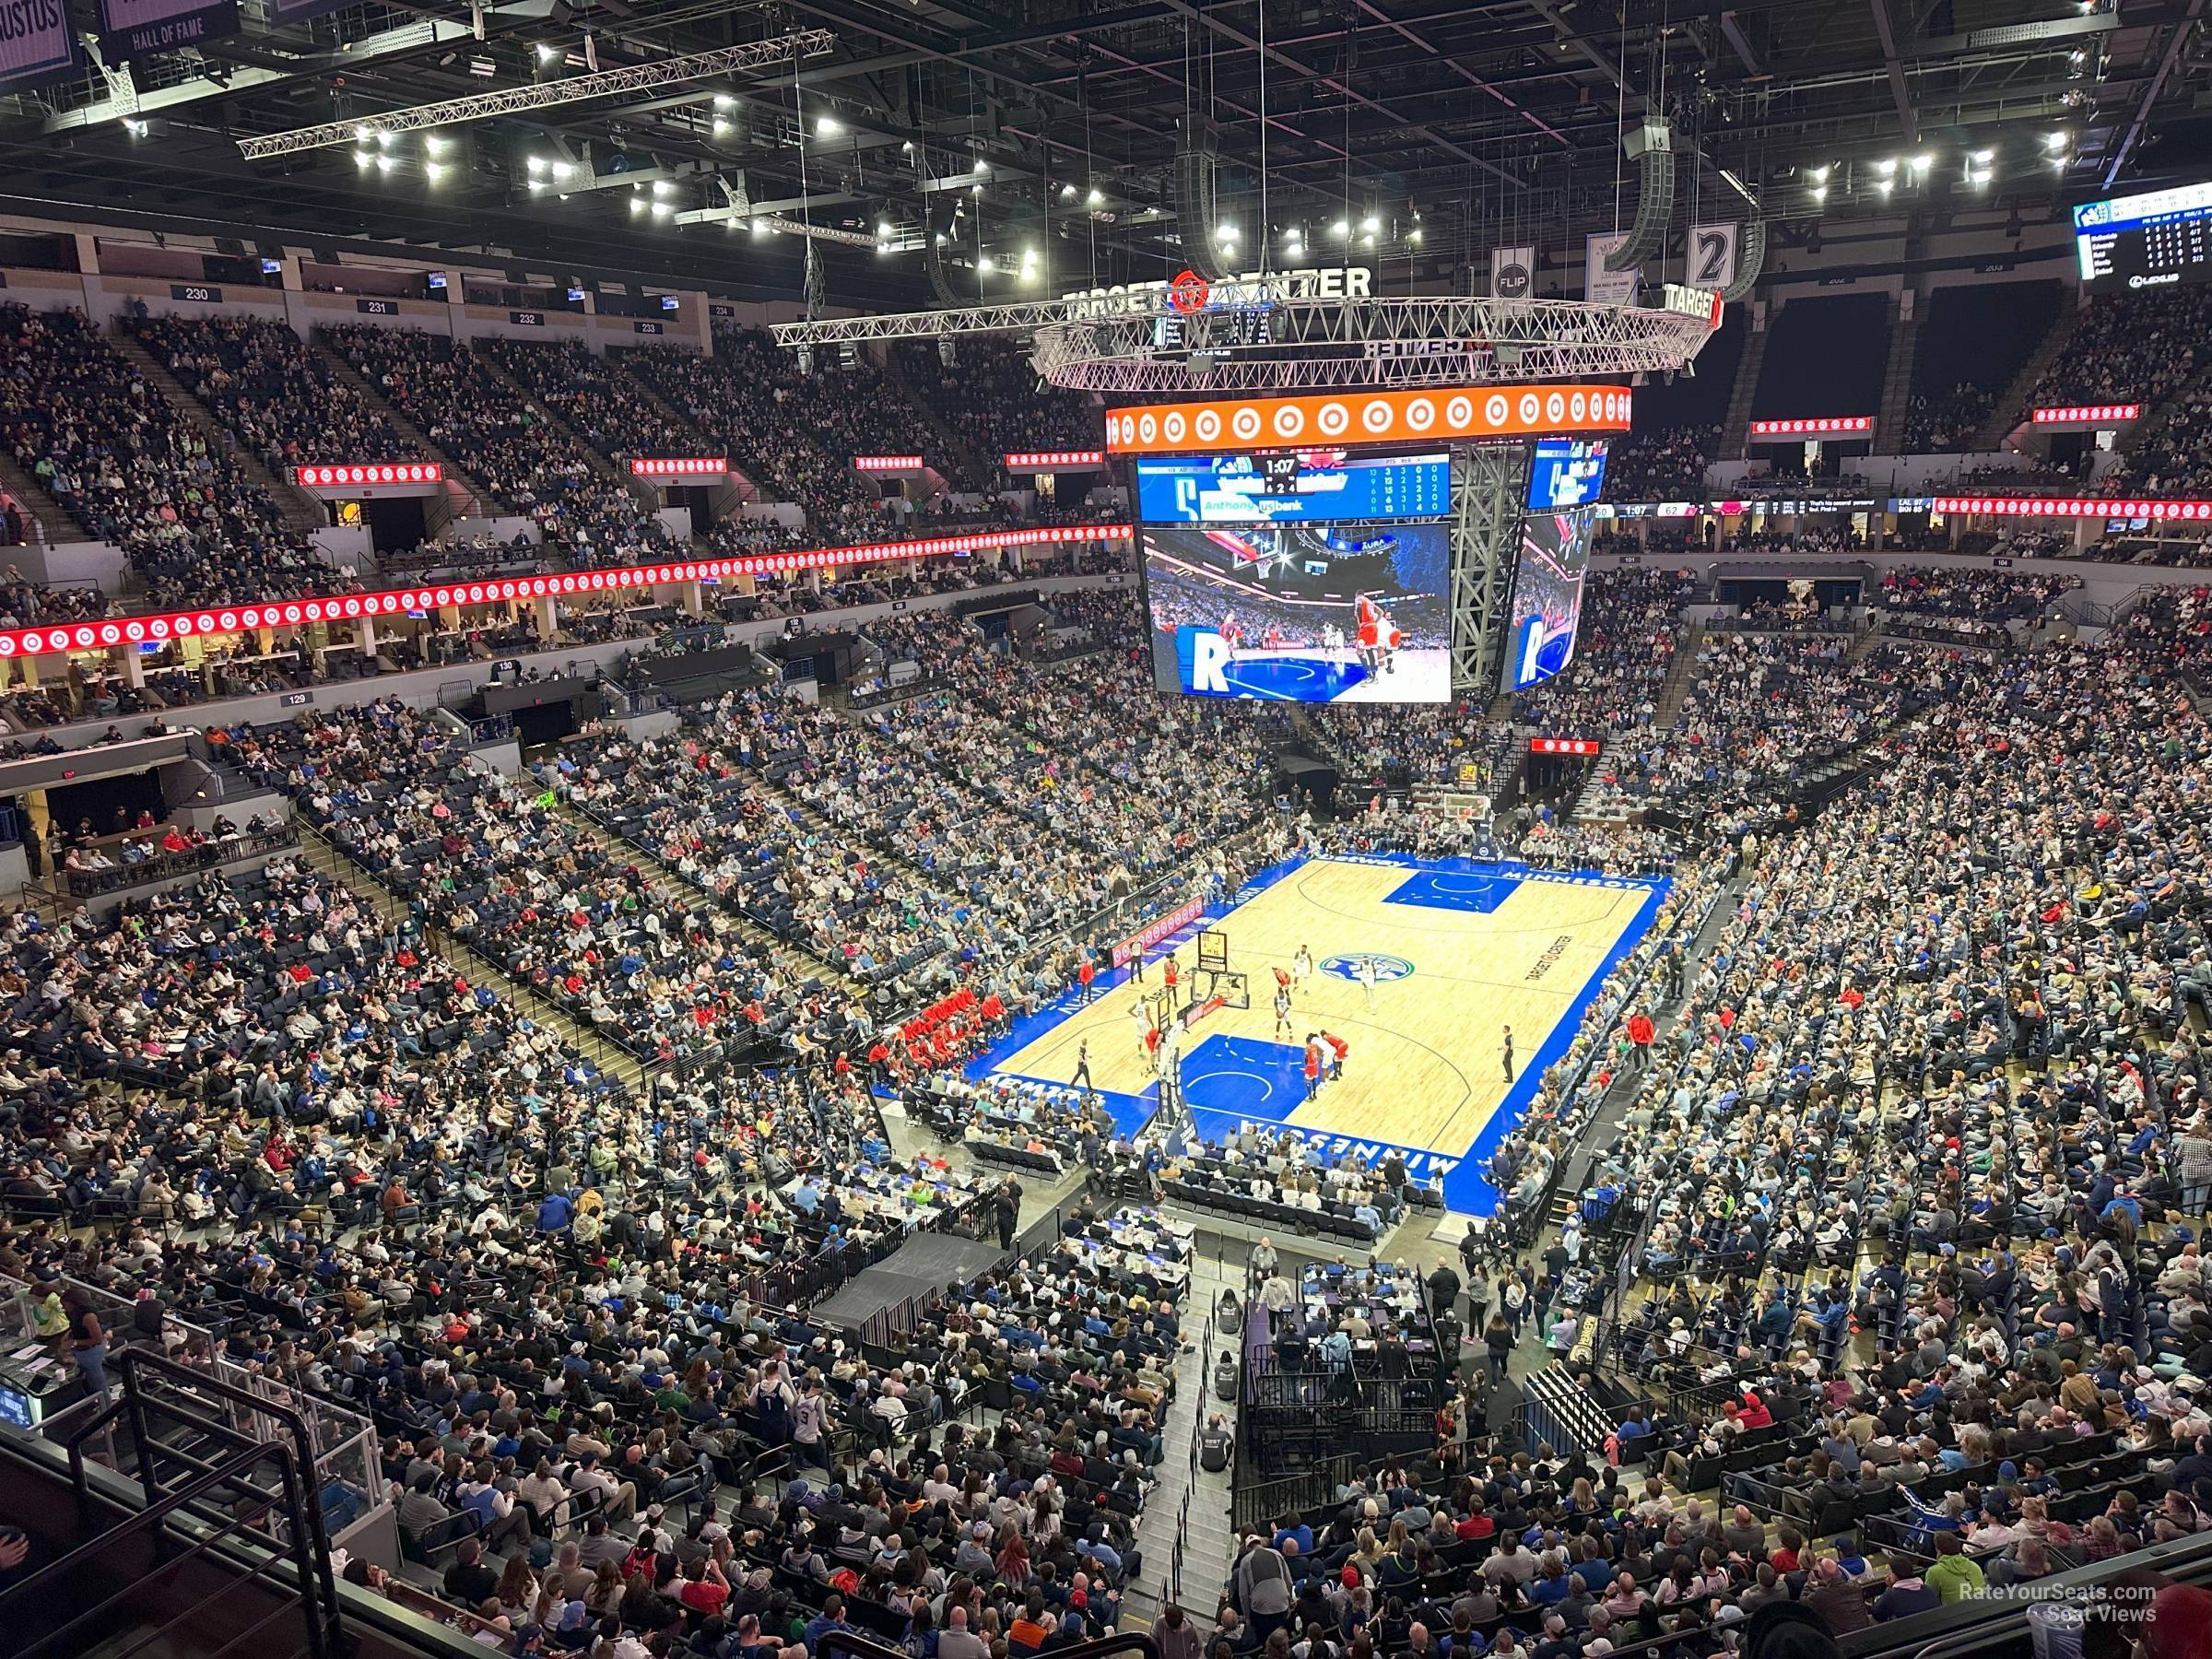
[{"xmin": 1321, "ymin": 953, "xmax": 1416, "ymax": 982}]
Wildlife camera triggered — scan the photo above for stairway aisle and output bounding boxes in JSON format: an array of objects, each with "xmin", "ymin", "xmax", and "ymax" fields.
[
  {"xmin": 109, "ymin": 328, "xmax": 326, "ymax": 534},
  {"xmin": 1121, "ymin": 1241, "xmax": 1243, "ymax": 1629}
]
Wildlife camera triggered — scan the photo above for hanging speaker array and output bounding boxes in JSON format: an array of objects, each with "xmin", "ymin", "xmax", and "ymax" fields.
[{"xmin": 1605, "ymin": 119, "xmax": 1678, "ymax": 271}]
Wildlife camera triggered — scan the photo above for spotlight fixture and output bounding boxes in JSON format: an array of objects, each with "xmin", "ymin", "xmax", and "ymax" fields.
[
  {"xmin": 425, "ymin": 135, "xmax": 449, "ymax": 157},
  {"xmin": 1060, "ymin": 183, "xmax": 1077, "ymax": 199},
  {"xmin": 1086, "ymin": 187, "xmax": 1102, "ymax": 206},
  {"xmin": 1332, "ymin": 218, "xmax": 1349, "ymax": 238},
  {"xmin": 2045, "ymin": 131, "xmax": 2070, "ymax": 149},
  {"xmin": 535, "ymin": 42, "xmax": 559, "ymax": 62},
  {"xmin": 713, "ymin": 94, "xmax": 735, "ymax": 111},
  {"xmin": 1361, "ymin": 214, "xmax": 1379, "ymax": 232},
  {"xmin": 818, "ymin": 116, "xmax": 841, "ymax": 136}
]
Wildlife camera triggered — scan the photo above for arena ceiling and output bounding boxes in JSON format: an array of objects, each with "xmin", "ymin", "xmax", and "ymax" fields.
[{"xmin": 2, "ymin": 0, "xmax": 2206, "ymax": 303}]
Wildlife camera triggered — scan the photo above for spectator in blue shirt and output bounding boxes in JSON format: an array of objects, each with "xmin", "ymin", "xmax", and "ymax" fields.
[{"xmin": 536, "ymin": 1190, "xmax": 573, "ymax": 1232}]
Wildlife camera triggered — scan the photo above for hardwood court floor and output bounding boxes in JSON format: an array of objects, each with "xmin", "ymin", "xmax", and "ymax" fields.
[{"xmin": 992, "ymin": 856, "xmax": 1652, "ymax": 1155}]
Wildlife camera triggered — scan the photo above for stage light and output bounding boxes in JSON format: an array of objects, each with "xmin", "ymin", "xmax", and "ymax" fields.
[
  {"xmin": 650, "ymin": 202, "xmax": 671, "ymax": 218},
  {"xmin": 427, "ymin": 162, "xmax": 447, "ymax": 182},
  {"xmin": 1332, "ymin": 218, "xmax": 1349, "ymax": 238},
  {"xmin": 1086, "ymin": 187, "xmax": 1103, "ymax": 206},
  {"xmin": 712, "ymin": 117, "xmax": 731, "ymax": 135},
  {"xmin": 526, "ymin": 155, "xmax": 547, "ymax": 173},
  {"xmin": 1060, "ymin": 183, "xmax": 1077, "ymax": 198},
  {"xmin": 652, "ymin": 181, "xmax": 672, "ymax": 197},
  {"xmin": 1810, "ymin": 166, "xmax": 1830, "ymax": 183},
  {"xmin": 1909, "ymin": 153, "xmax": 1932, "ymax": 173},
  {"xmin": 972, "ymin": 156, "xmax": 988, "ymax": 174},
  {"xmin": 1361, "ymin": 214, "xmax": 1379, "ymax": 232},
  {"xmin": 713, "ymin": 93, "xmax": 735, "ymax": 111},
  {"xmin": 551, "ymin": 161, "xmax": 574, "ymax": 181},
  {"xmin": 1216, "ymin": 223, "xmax": 1237, "ymax": 243},
  {"xmin": 425, "ymin": 135, "xmax": 449, "ymax": 157},
  {"xmin": 1361, "ymin": 232, "xmax": 1375, "ymax": 247},
  {"xmin": 122, "ymin": 117, "xmax": 147, "ymax": 136},
  {"xmin": 355, "ymin": 149, "xmax": 373, "ymax": 168},
  {"xmin": 977, "ymin": 253, "xmax": 994, "ymax": 272},
  {"xmin": 1408, "ymin": 227, "xmax": 1422, "ymax": 243},
  {"xmin": 1877, "ymin": 179, "xmax": 1893, "ymax": 196},
  {"xmin": 354, "ymin": 124, "xmax": 372, "ymax": 141},
  {"xmin": 375, "ymin": 130, "xmax": 395, "ymax": 147},
  {"xmin": 1971, "ymin": 148, "xmax": 1994, "ymax": 163},
  {"xmin": 1875, "ymin": 157, "xmax": 1898, "ymax": 174},
  {"xmin": 877, "ymin": 220, "xmax": 895, "ymax": 238},
  {"xmin": 376, "ymin": 155, "xmax": 394, "ymax": 172},
  {"xmin": 2046, "ymin": 131, "xmax": 2070, "ymax": 149},
  {"xmin": 535, "ymin": 42, "xmax": 559, "ymax": 62},
  {"xmin": 818, "ymin": 116, "xmax": 841, "ymax": 136},
  {"xmin": 1811, "ymin": 185, "xmax": 1827, "ymax": 204},
  {"xmin": 629, "ymin": 197, "xmax": 644, "ymax": 215}
]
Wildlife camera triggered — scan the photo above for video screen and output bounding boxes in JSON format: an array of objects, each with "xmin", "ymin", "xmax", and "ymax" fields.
[
  {"xmin": 1502, "ymin": 506, "xmax": 1594, "ymax": 691},
  {"xmin": 1144, "ymin": 522, "xmax": 1451, "ymax": 703},
  {"xmin": 1527, "ymin": 439, "xmax": 1609, "ymax": 510},
  {"xmin": 1135, "ymin": 451, "xmax": 1451, "ymax": 525},
  {"xmin": 2076, "ymin": 181, "xmax": 2212, "ymax": 293}
]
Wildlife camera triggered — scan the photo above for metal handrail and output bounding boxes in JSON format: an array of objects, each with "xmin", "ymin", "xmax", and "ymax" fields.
[
  {"xmin": 107, "ymin": 1347, "xmax": 346, "ymax": 1635},
  {"xmin": 0, "ymin": 1435, "xmax": 329, "ymax": 1659}
]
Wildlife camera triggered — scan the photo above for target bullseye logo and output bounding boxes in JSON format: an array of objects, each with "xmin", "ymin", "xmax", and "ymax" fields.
[{"xmin": 1167, "ymin": 269, "xmax": 1211, "ymax": 313}]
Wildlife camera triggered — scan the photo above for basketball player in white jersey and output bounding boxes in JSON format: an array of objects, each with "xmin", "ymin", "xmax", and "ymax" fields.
[
  {"xmin": 1291, "ymin": 944, "xmax": 1314, "ymax": 994},
  {"xmin": 1356, "ymin": 955, "xmax": 1379, "ymax": 1010}
]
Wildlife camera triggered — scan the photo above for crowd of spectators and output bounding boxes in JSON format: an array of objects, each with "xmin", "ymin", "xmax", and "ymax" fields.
[
  {"xmin": 1602, "ymin": 427, "xmax": 1719, "ymax": 503},
  {"xmin": 1511, "ymin": 570, "xmax": 1698, "ymax": 740},
  {"xmin": 322, "ymin": 324, "xmax": 677, "ymax": 571},
  {"xmin": 0, "ymin": 303, "xmax": 336, "ymax": 609},
  {"xmin": 127, "ymin": 313, "xmax": 413, "ymax": 478},
  {"xmin": 626, "ymin": 333, "xmax": 899, "ymax": 531},
  {"xmin": 1901, "ymin": 384, "xmax": 1995, "ymax": 453},
  {"xmin": 895, "ymin": 340, "xmax": 1103, "ymax": 490},
  {"xmin": 2025, "ymin": 284, "xmax": 2212, "ymax": 418}
]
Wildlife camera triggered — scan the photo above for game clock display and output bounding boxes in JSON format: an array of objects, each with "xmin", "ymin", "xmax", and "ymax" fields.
[{"xmin": 1135, "ymin": 451, "xmax": 1451, "ymax": 525}]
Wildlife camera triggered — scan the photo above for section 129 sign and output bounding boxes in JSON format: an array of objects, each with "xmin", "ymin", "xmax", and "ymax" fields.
[{"xmin": 1135, "ymin": 451, "xmax": 1450, "ymax": 525}]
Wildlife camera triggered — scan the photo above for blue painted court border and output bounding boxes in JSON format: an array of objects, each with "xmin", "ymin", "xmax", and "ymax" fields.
[{"xmin": 956, "ymin": 850, "xmax": 1669, "ymax": 1218}]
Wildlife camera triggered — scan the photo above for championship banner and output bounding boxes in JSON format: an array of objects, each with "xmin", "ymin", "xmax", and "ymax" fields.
[
  {"xmin": 1585, "ymin": 230, "xmax": 1639, "ymax": 305},
  {"xmin": 1490, "ymin": 244, "xmax": 1535, "ymax": 300},
  {"xmin": 1688, "ymin": 223, "xmax": 1740, "ymax": 291},
  {"xmin": 99, "ymin": 0, "xmax": 240, "ymax": 60},
  {"xmin": 0, "ymin": 0, "xmax": 78, "ymax": 90}
]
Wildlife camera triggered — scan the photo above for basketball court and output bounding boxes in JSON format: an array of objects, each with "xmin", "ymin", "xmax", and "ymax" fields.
[{"xmin": 961, "ymin": 851, "xmax": 1668, "ymax": 1213}]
